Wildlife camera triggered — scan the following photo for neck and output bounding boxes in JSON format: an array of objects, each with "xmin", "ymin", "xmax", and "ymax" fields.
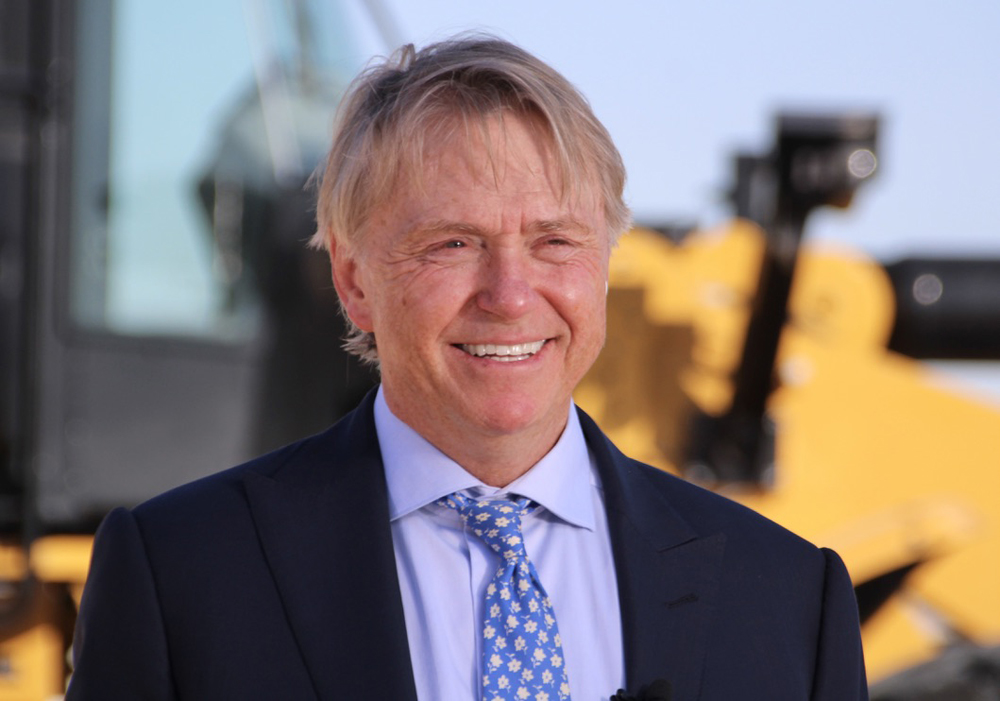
[
  {"xmin": 442, "ymin": 431, "xmax": 561, "ymax": 487},
  {"xmin": 385, "ymin": 397, "xmax": 568, "ymax": 488}
]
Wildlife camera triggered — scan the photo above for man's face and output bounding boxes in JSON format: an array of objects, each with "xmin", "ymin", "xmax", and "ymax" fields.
[{"xmin": 333, "ymin": 115, "xmax": 610, "ymax": 454}]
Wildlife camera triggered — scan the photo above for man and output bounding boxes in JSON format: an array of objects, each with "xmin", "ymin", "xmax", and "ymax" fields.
[{"xmin": 68, "ymin": 36, "xmax": 867, "ymax": 700}]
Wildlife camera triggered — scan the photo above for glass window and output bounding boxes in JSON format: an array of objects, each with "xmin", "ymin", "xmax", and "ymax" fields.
[{"xmin": 69, "ymin": 0, "xmax": 360, "ymax": 340}]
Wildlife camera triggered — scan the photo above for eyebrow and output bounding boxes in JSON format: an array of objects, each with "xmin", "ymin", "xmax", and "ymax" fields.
[
  {"xmin": 536, "ymin": 218, "xmax": 591, "ymax": 234},
  {"xmin": 412, "ymin": 218, "xmax": 593, "ymax": 237},
  {"xmin": 413, "ymin": 220, "xmax": 482, "ymax": 236}
]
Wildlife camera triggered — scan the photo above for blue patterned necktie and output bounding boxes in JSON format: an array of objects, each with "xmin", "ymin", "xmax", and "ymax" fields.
[{"xmin": 440, "ymin": 493, "xmax": 572, "ymax": 701}]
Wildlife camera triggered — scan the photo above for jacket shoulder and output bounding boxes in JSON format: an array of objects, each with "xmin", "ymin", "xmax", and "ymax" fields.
[
  {"xmin": 632, "ymin": 458, "xmax": 818, "ymax": 551},
  {"xmin": 131, "ymin": 429, "xmax": 322, "ymax": 525},
  {"xmin": 131, "ymin": 394, "xmax": 378, "ymax": 530},
  {"xmin": 578, "ymin": 405, "xmax": 819, "ymax": 557}
]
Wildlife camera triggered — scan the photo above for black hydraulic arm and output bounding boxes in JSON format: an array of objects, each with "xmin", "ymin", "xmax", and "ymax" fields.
[{"xmin": 685, "ymin": 113, "xmax": 879, "ymax": 485}]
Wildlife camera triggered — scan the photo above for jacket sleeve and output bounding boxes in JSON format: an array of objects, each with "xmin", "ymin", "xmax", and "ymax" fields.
[
  {"xmin": 67, "ymin": 507, "xmax": 177, "ymax": 701},
  {"xmin": 811, "ymin": 548, "xmax": 869, "ymax": 701}
]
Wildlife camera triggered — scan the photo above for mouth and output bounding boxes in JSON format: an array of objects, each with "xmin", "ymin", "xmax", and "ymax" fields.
[{"xmin": 457, "ymin": 340, "xmax": 547, "ymax": 362}]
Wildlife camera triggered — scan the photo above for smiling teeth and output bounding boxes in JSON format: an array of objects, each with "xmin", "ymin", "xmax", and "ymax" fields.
[{"xmin": 460, "ymin": 340, "xmax": 546, "ymax": 360}]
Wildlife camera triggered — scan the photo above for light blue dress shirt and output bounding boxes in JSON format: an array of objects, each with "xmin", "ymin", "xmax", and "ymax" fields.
[{"xmin": 375, "ymin": 387, "xmax": 625, "ymax": 701}]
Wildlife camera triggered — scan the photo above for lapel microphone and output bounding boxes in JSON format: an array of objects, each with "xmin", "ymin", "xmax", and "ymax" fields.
[
  {"xmin": 610, "ymin": 679, "xmax": 672, "ymax": 701},
  {"xmin": 643, "ymin": 679, "xmax": 672, "ymax": 700}
]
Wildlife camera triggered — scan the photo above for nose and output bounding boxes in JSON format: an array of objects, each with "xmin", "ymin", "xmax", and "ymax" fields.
[{"xmin": 475, "ymin": 249, "xmax": 538, "ymax": 320}]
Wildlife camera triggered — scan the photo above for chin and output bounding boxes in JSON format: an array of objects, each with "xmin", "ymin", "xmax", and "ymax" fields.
[{"xmin": 468, "ymin": 394, "xmax": 564, "ymax": 437}]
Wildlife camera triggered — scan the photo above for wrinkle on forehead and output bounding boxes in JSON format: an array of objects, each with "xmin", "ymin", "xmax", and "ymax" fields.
[
  {"xmin": 408, "ymin": 216, "xmax": 596, "ymax": 243},
  {"xmin": 403, "ymin": 110, "xmax": 596, "ymax": 216}
]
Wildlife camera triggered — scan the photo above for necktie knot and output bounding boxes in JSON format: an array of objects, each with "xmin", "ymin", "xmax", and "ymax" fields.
[{"xmin": 440, "ymin": 494, "xmax": 531, "ymax": 561}]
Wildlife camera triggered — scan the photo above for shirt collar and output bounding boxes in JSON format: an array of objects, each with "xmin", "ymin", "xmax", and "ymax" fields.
[{"xmin": 375, "ymin": 386, "xmax": 596, "ymax": 531}]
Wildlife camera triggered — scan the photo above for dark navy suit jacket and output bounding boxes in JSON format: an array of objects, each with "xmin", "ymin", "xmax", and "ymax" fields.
[{"xmin": 68, "ymin": 390, "xmax": 867, "ymax": 700}]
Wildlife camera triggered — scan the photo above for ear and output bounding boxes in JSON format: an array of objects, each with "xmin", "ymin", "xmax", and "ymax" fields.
[{"xmin": 329, "ymin": 237, "xmax": 374, "ymax": 332}]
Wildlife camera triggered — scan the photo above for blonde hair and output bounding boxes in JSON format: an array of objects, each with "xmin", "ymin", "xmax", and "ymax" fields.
[{"xmin": 313, "ymin": 35, "xmax": 630, "ymax": 363}]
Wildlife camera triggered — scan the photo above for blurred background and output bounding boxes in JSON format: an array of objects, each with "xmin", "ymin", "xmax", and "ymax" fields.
[{"xmin": 1, "ymin": 0, "xmax": 998, "ymax": 697}]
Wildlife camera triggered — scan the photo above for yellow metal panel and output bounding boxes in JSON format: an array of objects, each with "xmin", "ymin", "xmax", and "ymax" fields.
[
  {"xmin": 29, "ymin": 537, "xmax": 94, "ymax": 586},
  {"xmin": 0, "ymin": 585, "xmax": 70, "ymax": 701},
  {"xmin": 578, "ymin": 223, "xmax": 1000, "ymax": 683}
]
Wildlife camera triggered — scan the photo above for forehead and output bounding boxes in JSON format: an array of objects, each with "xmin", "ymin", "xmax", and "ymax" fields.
[
  {"xmin": 424, "ymin": 114, "xmax": 556, "ymax": 189},
  {"xmin": 391, "ymin": 113, "xmax": 602, "ymax": 220}
]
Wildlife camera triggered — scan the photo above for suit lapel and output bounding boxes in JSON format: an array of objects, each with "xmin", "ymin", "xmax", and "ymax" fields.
[
  {"xmin": 580, "ymin": 409, "xmax": 725, "ymax": 701},
  {"xmin": 244, "ymin": 392, "xmax": 418, "ymax": 701}
]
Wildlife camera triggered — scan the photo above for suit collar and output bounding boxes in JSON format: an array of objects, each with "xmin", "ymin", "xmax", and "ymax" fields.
[
  {"xmin": 579, "ymin": 407, "xmax": 725, "ymax": 701},
  {"xmin": 243, "ymin": 391, "xmax": 722, "ymax": 701},
  {"xmin": 244, "ymin": 390, "xmax": 418, "ymax": 701}
]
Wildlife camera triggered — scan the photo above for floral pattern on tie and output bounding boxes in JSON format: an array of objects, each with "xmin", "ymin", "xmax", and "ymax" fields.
[{"xmin": 440, "ymin": 493, "xmax": 572, "ymax": 701}]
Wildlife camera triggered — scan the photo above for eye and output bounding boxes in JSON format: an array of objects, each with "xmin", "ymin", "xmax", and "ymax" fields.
[
  {"xmin": 539, "ymin": 236, "xmax": 576, "ymax": 252},
  {"xmin": 443, "ymin": 240, "xmax": 466, "ymax": 249}
]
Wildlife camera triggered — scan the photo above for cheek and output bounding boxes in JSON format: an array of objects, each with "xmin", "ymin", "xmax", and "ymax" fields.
[
  {"xmin": 554, "ymin": 267, "xmax": 608, "ymax": 323},
  {"xmin": 371, "ymin": 268, "xmax": 471, "ymax": 338},
  {"xmin": 581, "ymin": 302, "xmax": 608, "ymax": 347},
  {"xmin": 571, "ymin": 281, "xmax": 609, "ymax": 348}
]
